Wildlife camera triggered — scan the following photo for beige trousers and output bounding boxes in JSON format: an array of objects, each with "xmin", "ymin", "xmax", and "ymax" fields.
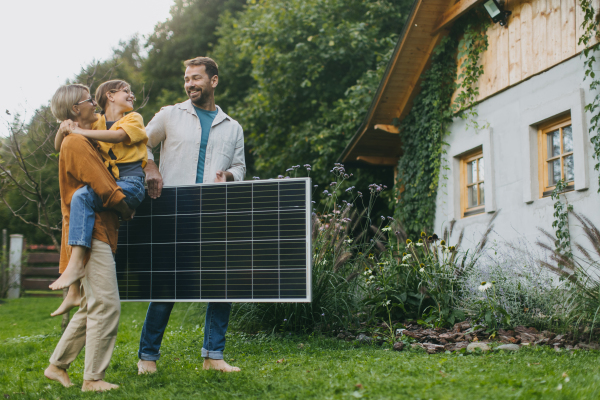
[{"xmin": 50, "ymin": 239, "xmax": 121, "ymax": 381}]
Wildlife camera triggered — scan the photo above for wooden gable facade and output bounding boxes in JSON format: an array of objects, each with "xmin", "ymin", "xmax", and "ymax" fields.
[{"xmin": 339, "ymin": 0, "xmax": 599, "ymax": 166}]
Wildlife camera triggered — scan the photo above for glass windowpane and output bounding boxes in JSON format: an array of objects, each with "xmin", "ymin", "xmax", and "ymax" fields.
[
  {"xmin": 547, "ymin": 130, "xmax": 560, "ymax": 158},
  {"xmin": 563, "ymin": 125, "xmax": 573, "ymax": 153},
  {"xmin": 564, "ymin": 155, "xmax": 574, "ymax": 182},
  {"xmin": 478, "ymin": 157, "xmax": 484, "ymax": 181},
  {"xmin": 479, "ymin": 183, "xmax": 485, "ymax": 206},
  {"xmin": 548, "ymin": 159, "xmax": 561, "ymax": 186},
  {"xmin": 467, "ymin": 185, "xmax": 477, "ymax": 208},
  {"xmin": 467, "ymin": 161, "xmax": 475, "ymax": 184}
]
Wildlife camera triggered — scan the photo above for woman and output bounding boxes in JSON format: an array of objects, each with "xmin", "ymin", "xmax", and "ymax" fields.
[
  {"xmin": 43, "ymin": 84, "xmax": 133, "ymax": 392},
  {"xmin": 49, "ymin": 80, "xmax": 147, "ymax": 317}
]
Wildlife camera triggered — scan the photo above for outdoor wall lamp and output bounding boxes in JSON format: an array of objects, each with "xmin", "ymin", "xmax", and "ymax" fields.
[{"xmin": 483, "ymin": 0, "xmax": 511, "ymax": 26}]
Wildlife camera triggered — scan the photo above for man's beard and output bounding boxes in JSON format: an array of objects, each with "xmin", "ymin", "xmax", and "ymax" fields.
[{"xmin": 190, "ymin": 89, "xmax": 211, "ymax": 107}]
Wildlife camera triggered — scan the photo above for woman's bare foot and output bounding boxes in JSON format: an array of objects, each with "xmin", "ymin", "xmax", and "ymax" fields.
[
  {"xmin": 50, "ymin": 247, "xmax": 86, "ymax": 290},
  {"xmin": 51, "ymin": 283, "xmax": 81, "ymax": 317},
  {"xmin": 137, "ymin": 360, "xmax": 157, "ymax": 375},
  {"xmin": 202, "ymin": 358, "xmax": 241, "ymax": 372},
  {"xmin": 81, "ymin": 380, "xmax": 119, "ymax": 392},
  {"xmin": 44, "ymin": 364, "xmax": 73, "ymax": 388}
]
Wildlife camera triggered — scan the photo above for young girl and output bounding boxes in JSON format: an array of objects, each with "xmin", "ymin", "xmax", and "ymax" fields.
[{"xmin": 50, "ymin": 80, "xmax": 148, "ymax": 316}]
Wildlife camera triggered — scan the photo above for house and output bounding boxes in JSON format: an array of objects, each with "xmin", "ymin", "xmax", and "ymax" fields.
[{"xmin": 339, "ymin": 0, "xmax": 600, "ymax": 249}]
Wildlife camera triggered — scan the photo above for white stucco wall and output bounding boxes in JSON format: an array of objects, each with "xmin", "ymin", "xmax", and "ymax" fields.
[{"xmin": 434, "ymin": 53, "xmax": 600, "ymax": 252}]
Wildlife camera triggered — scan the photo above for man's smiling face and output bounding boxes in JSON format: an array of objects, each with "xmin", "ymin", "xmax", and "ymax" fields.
[{"xmin": 184, "ymin": 64, "xmax": 218, "ymax": 106}]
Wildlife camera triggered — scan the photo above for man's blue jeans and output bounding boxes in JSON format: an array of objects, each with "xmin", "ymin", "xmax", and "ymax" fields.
[
  {"xmin": 68, "ymin": 176, "xmax": 145, "ymax": 248},
  {"xmin": 138, "ymin": 302, "xmax": 232, "ymax": 361}
]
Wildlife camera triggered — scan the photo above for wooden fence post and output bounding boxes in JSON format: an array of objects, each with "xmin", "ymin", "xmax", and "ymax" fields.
[
  {"xmin": 1, "ymin": 229, "xmax": 6, "ymax": 297},
  {"xmin": 8, "ymin": 234, "xmax": 24, "ymax": 299}
]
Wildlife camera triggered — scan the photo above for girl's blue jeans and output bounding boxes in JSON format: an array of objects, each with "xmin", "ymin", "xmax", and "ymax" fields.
[
  {"xmin": 138, "ymin": 302, "xmax": 232, "ymax": 360},
  {"xmin": 68, "ymin": 176, "xmax": 145, "ymax": 248}
]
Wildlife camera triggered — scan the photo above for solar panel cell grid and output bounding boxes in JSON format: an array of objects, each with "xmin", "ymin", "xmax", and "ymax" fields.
[{"xmin": 116, "ymin": 178, "xmax": 311, "ymax": 302}]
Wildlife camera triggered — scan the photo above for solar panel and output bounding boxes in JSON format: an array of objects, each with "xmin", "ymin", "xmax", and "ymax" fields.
[{"xmin": 115, "ymin": 178, "xmax": 312, "ymax": 302}]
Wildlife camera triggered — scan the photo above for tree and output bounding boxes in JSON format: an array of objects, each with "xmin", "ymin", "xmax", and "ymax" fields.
[
  {"xmin": 212, "ymin": 0, "xmax": 412, "ymax": 186},
  {"xmin": 141, "ymin": 0, "xmax": 246, "ymax": 122}
]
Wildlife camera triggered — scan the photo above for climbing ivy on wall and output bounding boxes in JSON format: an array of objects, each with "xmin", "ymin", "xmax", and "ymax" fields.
[
  {"xmin": 578, "ymin": 0, "xmax": 600, "ymax": 192},
  {"xmin": 394, "ymin": 13, "xmax": 489, "ymax": 238}
]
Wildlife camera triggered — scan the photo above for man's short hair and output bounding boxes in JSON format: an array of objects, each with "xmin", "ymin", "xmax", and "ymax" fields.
[
  {"xmin": 183, "ymin": 57, "xmax": 219, "ymax": 78},
  {"xmin": 50, "ymin": 84, "xmax": 90, "ymax": 122}
]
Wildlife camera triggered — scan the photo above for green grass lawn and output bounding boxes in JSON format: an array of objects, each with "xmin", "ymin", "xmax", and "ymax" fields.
[{"xmin": 1, "ymin": 298, "xmax": 600, "ymax": 399}]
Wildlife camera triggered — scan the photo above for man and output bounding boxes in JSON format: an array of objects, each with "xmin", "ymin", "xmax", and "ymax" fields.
[{"xmin": 137, "ymin": 57, "xmax": 245, "ymax": 374}]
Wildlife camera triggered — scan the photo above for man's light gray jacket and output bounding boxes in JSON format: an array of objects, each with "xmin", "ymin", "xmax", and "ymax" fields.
[{"xmin": 145, "ymin": 99, "xmax": 246, "ymax": 185}]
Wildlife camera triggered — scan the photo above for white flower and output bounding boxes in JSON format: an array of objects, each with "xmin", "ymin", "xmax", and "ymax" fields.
[
  {"xmin": 402, "ymin": 254, "xmax": 412, "ymax": 261},
  {"xmin": 382, "ymin": 300, "xmax": 391, "ymax": 306},
  {"xmin": 400, "ymin": 263, "xmax": 409, "ymax": 267},
  {"xmin": 346, "ymin": 239, "xmax": 353, "ymax": 244},
  {"xmin": 478, "ymin": 281, "xmax": 493, "ymax": 292},
  {"xmin": 382, "ymin": 227, "xmax": 391, "ymax": 232},
  {"xmin": 416, "ymin": 243, "xmax": 424, "ymax": 247},
  {"xmin": 419, "ymin": 268, "xmax": 424, "ymax": 273}
]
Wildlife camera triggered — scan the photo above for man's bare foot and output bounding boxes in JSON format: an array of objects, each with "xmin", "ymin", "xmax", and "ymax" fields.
[
  {"xmin": 50, "ymin": 262, "xmax": 85, "ymax": 291},
  {"xmin": 202, "ymin": 358, "xmax": 241, "ymax": 372},
  {"xmin": 44, "ymin": 364, "xmax": 73, "ymax": 388},
  {"xmin": 51, "ymin": 286, "xmax": 81, "ymax": 317},
  {"xmin": 81, "ymin": 380, "xmax": 119, "ymax": 392},
  {"xmin": 137, "ymin": 360, "xmax": 157, "ymax": 375}
]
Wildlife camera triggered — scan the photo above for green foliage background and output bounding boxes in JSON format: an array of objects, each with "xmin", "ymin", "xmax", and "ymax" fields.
[{"xmin": 1, "ymin": 0, "xmax": 411, "ymax": 244}]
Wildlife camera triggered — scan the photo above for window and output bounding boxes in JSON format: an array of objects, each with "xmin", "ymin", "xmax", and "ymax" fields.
[
  {"xmin": 460, "ymin": 150, "xmax": 485, "ymax": 217},
  {"xmin": 538, "ymin": 116, "xmax": 574, "ymax": 197}
]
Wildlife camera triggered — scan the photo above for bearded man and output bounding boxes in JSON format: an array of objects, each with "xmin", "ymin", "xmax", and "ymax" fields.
[{"xmin": 137, "ymin": 56, "xmax": 245, "ymax": 374}]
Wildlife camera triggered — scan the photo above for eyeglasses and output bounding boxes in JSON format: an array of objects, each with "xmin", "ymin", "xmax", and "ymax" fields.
[
  {"xmin": 109, "ymin": 87, "xmax": 136, "ymax": 101},
  {"xmin": 75, "ymin": 97, "xmax": 97, "ymax": 106}
]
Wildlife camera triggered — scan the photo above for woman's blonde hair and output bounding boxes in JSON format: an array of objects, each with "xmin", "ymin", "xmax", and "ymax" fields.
[
  {"xmin": 95, "ymin": 80, "xmax": 130, "ymax": 113},
  {"xmin": 50, "ymin": 84, "xmax": 90, "ymax": 122}
]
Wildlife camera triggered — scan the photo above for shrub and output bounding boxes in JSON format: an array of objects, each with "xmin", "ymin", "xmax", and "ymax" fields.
[
  {"xmin": 537, "ymin": 213, "xmax": 600, "ymax": 338},
  {"xmin": 460, "ymin": 239, "xmax": 566, "ymax": 332},
  {"xmin": 232, "ymin": 164, "xmax": 384, "ymax": 333}
]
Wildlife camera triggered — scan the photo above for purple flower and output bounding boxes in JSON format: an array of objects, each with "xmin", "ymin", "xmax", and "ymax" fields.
[
  {"xmin": 278, "ymin": 175, "xmax": 284, "ymax": 179},
  {"xmin": 381, "ymin": 216, "xmax": 385, "ymax": 220},
  {"xmin": 330, "ymin": 182, "xmax": 337, "ymax": 186},
  {"xmin": 253, "ymin": 176, "xmax": 260, "ymax": 180},
  {"xmin": 286, "ymin": 168, "xmax": 293, "ymax": 172},
  {"xmin": 323, "ymin": 190, "xmax": 329, "ymax": 194},
  {"xmin": 284, "ymin": 319, "xmax": 288, "ymax": 322},
  {"xmin": 306, "ymin": 168, "xmax": 311, "ymax": 171},
  {"xmin": 314, "ymin": 184, "xmax": 318, "ymax": 187},
  {"xmin": 321, "ymin": 313, "xmax": 325, "ymax": 316},
  {"xmin": 304, "ymin": 164, "xmax": 311, "ymax": 168}
]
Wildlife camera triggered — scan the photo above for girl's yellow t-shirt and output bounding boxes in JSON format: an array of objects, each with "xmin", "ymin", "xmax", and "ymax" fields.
[{"xmin": 92, "ymin": 112, "xmax": 148, "ymax": 179}]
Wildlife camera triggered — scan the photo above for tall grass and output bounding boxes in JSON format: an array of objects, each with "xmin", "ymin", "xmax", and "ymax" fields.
[{"xmin": 537, "ymin": 213, "xmax": 600, "ymax": 338}]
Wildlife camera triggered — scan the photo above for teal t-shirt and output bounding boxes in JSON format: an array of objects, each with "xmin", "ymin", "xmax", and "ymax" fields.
[{"xmin": 194, "ymin": 106, "xmax": 219, "ymax": 183}]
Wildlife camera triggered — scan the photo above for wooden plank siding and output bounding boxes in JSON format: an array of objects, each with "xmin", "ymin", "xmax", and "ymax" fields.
[
  {"xmin": 468, "ymin": 0, "xmax": 596, "ymax": 103},
  {"xmin": 340, "ymin": 0, "xmax": 598, "ymax": 165}
]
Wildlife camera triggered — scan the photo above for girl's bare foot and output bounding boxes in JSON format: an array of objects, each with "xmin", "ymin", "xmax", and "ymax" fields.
[
  {"xmin": 44, "ymin": 364, "xmax": 73, "ymax": 388},
  {"xmin": 81, "ymin": 380, "xmax": 119, "ymax": 392},
  {"xmin": 202, "ymin": 358, "xmax": 241, "ymax": 372},
  {"xmin": 50, "ymin": 284, "xmax": 81, "ymax": 317},
  {"xmin": 137, "ymin": 360, "xmax": 157, "ymax": 375},
  {"xmin": 50, "ymin": 246, "xmax": 86, "ymax": 290}
]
